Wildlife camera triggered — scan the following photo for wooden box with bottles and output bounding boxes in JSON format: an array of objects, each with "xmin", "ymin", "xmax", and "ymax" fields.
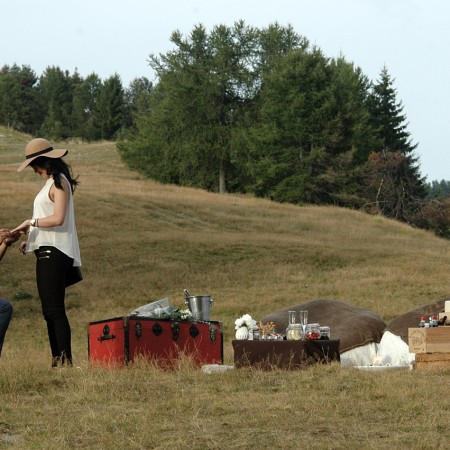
[
  {"xmin": 414, "ymin": 352, "xmax": 450, "ymax": 369},
  {"xmin": 408, "ymin": 327, "xmax": 450, "ymax": 354}
]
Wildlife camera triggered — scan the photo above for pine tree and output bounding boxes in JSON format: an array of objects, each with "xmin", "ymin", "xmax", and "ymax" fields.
[
  {"xmin": 95, "ymin": 74, "xmax": 124, "ymax": 140},
  {"xmin": 72, "ymin": 73, "xmax": 102, "ymax": 141},
  {"xmin": 365, "ymin": 66, "xmax": 427, "ymax": 221},
  {"xmin": 0, "ymin": 64, "xmax": 40, "ymax": 133},
  {"xmin": 246, "ymin": 50, "xmax": 377, "ymax": 206},
  {"xmin": 38, "ymin": 66, "xmax": 74, "ymax": 139}
]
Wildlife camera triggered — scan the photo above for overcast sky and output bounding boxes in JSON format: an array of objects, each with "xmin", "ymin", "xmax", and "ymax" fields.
[{"xmin": 2, "ymin": 0, "xmax": 449, "ymax": 181}]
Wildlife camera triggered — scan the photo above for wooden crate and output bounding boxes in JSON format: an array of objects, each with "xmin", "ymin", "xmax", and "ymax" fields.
[
  {"xmin": 408, "ymin": 327, "xmax": 450, "ymax": 353},
  {"xmin": 415, "ymin": 353, "xmax": 450, "ymax": 369}
]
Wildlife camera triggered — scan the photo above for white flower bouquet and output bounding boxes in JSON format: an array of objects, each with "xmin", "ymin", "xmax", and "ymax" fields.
[
  {"xmin": 235, "ymin": 314, "xmax": 256, "ymax": 330},
  {"xmin": 179, "ymin": 308, "xmax": 193, "ymax": 320}
]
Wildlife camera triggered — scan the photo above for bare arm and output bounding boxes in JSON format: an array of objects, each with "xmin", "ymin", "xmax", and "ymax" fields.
[
  {"xmin": 0, "ymin": 229, "xmax": 9, "ymax": 261},
  {"xmin": 0, "ymin": 229, "xmax": 19, "ymax": 262},
  {"xmin": 12, "ymin": 178, "xmax": 70, "ymax": 233},
  {"xmin": 38, "ymin": 178, "xmax": 69, "ymax": 227},
  {"xmin": 0, "ymin": 240, "xmax": 7, "ymax": 262}
]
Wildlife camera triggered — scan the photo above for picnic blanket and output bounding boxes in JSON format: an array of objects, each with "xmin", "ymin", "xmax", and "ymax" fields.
[{"xmin": 260, "ymin": 298, "xmax": 387, "ymax": 353}]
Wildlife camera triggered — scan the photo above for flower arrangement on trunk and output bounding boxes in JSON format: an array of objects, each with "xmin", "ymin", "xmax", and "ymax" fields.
[{"xmin": 144, "ymin": 308, "xmax": 193, "ymax": 321}]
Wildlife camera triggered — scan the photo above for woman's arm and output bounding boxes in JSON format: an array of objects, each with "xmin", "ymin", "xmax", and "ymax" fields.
[
  {"xmin": 38, "ymin": 177, "xmax": 69, "ymax": 228},
  {"xmin": 12, "ymin": 178, "xmax": 70, "ymax": 233}
]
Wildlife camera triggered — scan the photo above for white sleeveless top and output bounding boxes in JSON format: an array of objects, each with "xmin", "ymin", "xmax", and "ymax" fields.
[{"xmin": 26, "ymin": 174, "xmax": 81, "ymax": 267}]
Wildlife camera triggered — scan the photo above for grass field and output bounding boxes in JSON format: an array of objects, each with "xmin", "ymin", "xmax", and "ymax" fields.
[{"xmin": 1, "ymin": 126, "xmax": 450, "ymax": 449}]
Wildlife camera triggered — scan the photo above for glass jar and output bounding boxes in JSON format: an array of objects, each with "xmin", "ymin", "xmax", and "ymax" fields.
[
  {"xmin": 305, "ymin": 323, "xmax": 321, "ymax": 340},
  {"xmin": 319, "ymin": 326, "xmax": 331, "ymax": 340},
  {"xmin": 286, "ymin": 323, "xmax": 303, "ymax": 340}
]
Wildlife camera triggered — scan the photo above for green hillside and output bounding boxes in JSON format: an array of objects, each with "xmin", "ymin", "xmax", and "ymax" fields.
[{"xmin": 1, "ymin": 127, "xmax": 450, "ymax": 448}]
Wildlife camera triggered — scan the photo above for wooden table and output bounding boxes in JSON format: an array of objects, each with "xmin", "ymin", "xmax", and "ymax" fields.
[{"xmin": 232, "ymin": 339, "xmax": 340, "ymax": 370}]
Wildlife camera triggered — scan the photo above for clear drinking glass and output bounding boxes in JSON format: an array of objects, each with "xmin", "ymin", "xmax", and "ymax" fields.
[
  {"xmin": 299, "ymin": 310, "xmax": 308, "ymax": 340},
  {"xmin": 288, "ymin": 310, "xmax": 297, "ymax": 325}
]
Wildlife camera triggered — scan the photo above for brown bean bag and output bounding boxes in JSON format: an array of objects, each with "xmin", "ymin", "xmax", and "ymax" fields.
[
  {"xmin": 385, "ymin": 296, "xmax": 450, "ymax": 344},
  {"xmin": 260, "ymin": 298, "xmax": 387, "ymax": 353}
]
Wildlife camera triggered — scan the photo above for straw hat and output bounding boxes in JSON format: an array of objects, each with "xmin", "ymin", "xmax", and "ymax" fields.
[{"xmin": 17, "ymin": 138, "xmax": 68, "ymax": 172}]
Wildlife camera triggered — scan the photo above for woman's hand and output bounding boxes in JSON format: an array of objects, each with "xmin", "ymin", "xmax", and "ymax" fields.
[
  {"xmin": 19, "ymin": 241, "xmax": 27, "ymax": 255},
  {"xmin": 11, "ymin": 220, "xmax": 32, "ymax": 234}
]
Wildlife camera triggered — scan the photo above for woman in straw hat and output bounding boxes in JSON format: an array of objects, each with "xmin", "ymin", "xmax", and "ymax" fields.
[{"xmin": 12, "ymin": 138, "xmax": 81, "ymax": 368}]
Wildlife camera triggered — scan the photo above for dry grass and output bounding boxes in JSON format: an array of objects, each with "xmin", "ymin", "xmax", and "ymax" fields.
[{"xmin": 1, "ymin": 127, "xmax": 450, "ymax": 448}]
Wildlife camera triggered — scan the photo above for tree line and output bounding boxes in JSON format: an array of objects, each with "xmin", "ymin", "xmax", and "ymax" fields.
[
  {"xmin": 0, "ymin": 64, "xmax": 151, "ymax": 141},
  {"xmin": 1, "ymin": 21, "xmax": 450, "ymax": 237},
  {"xmin": 427, "ymin": 180, "xmax": 450, "ymax": 199}
]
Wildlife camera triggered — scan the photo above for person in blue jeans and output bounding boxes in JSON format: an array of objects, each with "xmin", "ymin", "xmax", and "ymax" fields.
[{"xmin": 0, "ymin": 229, "xmax": 20, "ymax": 356}]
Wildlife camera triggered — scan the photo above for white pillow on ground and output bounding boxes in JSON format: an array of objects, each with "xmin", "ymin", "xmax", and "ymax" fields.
[
  {"xmin": 376, "ymin": 330, "xmax": 415, "ymax": 366},
  {"xmin": 340, "ymin": 342, "xmax": 378, "ymax": 366}
]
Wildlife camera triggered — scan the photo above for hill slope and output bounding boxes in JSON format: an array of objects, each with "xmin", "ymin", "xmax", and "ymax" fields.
[
  {"xmin": 3, "ymin": 128, "xmax": 450, "ymax": 449},
  {"xmin": 1, "ymin": 128, "xmax": 450, "ymax": 353}
]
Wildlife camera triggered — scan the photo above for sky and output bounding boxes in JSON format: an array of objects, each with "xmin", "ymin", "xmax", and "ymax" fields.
[{"xmin": 2, "ymin": 0, "xmax": 449, "ymax": 181}]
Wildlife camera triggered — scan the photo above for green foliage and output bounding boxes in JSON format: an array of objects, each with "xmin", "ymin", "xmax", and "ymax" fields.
[
  {"xmin": 117, "ymin": 24, "xmax": 430, "ymax": 231},
  {"xmin": 38, "ymin": 66, "xmax": 74, "ymax": 139},
  {"xmin": 118, "ymin": 21, "xmax": 308, "ymax": 194},
  {"xmin": 71, "ymin": 73, "xmax": 102, "ymax": 141},
  {"xmin": 122, "ymin": 76, "xmax": 153, "ymax": 129},
  {"xmin": 367, "ymin": 66, "xmax": 417, "ymax": 156},
  {"xmin": 95, "ymin": 73, "xmax": 125, "ymax": 140},
  {"xmin": 0, "ymin": 65, "xmax": 130, "ymax": 141},
  {"xmin": 13, "ymin": 290, "xmax": 33, "ymax": 300},
  {"xmin": 426, "ymin": 179, "xmax": 450, "ymax": 199},
  {"xmin": 246, "ymin": 49, "xmax": 375, "ymax": 205},
  {"xmin": 0, "ymin": 22, "xmax": 439, "ymax": 236},
  {"xmin": 363, "ymin": 67, "xmax": 427, "ymax": 221},
  {"xmin": 0, "ymin": 64, "xmax": 40, "ymax": 133}
]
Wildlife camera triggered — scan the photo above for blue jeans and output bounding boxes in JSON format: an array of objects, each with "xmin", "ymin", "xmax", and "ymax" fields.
[{"xmin": 0, "ymin": 297, "xmax": 13, "ymax": 356}]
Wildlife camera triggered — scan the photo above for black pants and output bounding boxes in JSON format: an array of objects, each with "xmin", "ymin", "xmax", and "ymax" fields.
[{"xmin": 35, "ymin": 246, "xmax": 73, "ymax": 365}]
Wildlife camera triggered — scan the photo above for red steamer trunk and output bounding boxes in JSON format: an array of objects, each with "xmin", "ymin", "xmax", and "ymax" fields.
[
  {"xmin": 88, "ymin": 317, "xmax": 128, "ymax": 367},
  {"xmin": 128, "ymin": 318, "xmax": 223, "ymax": 367},
  {"xmin": 88, "ymin": 317, "xmax": 223, "ymax": 367}
]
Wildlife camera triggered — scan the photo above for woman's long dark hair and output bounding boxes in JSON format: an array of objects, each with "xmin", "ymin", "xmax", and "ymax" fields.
[{"xmin": 30, "ymin": 156, "xmax": 79, "ymax": 193}]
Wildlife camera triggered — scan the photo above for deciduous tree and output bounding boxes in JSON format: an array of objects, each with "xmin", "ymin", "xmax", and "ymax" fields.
[{"xmin": 118, "ymin": 21, "xmax": 307, "ymax": 193}]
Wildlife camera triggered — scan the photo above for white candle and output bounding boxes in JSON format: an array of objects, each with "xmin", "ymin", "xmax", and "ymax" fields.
[{"xmin": 445, "ymin": 301, "xmax": 450, "ymax": 313}]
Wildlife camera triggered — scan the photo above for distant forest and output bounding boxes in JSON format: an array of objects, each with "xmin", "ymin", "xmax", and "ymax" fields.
[{"xmin": 1, "ymin": 22, "xmax": 449, "ymax": 237}]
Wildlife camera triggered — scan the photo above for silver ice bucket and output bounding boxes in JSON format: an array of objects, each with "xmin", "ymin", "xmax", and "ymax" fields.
[{"xmin": 185, "ymin": 295, "xmax": 213, "ymax": 321}]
